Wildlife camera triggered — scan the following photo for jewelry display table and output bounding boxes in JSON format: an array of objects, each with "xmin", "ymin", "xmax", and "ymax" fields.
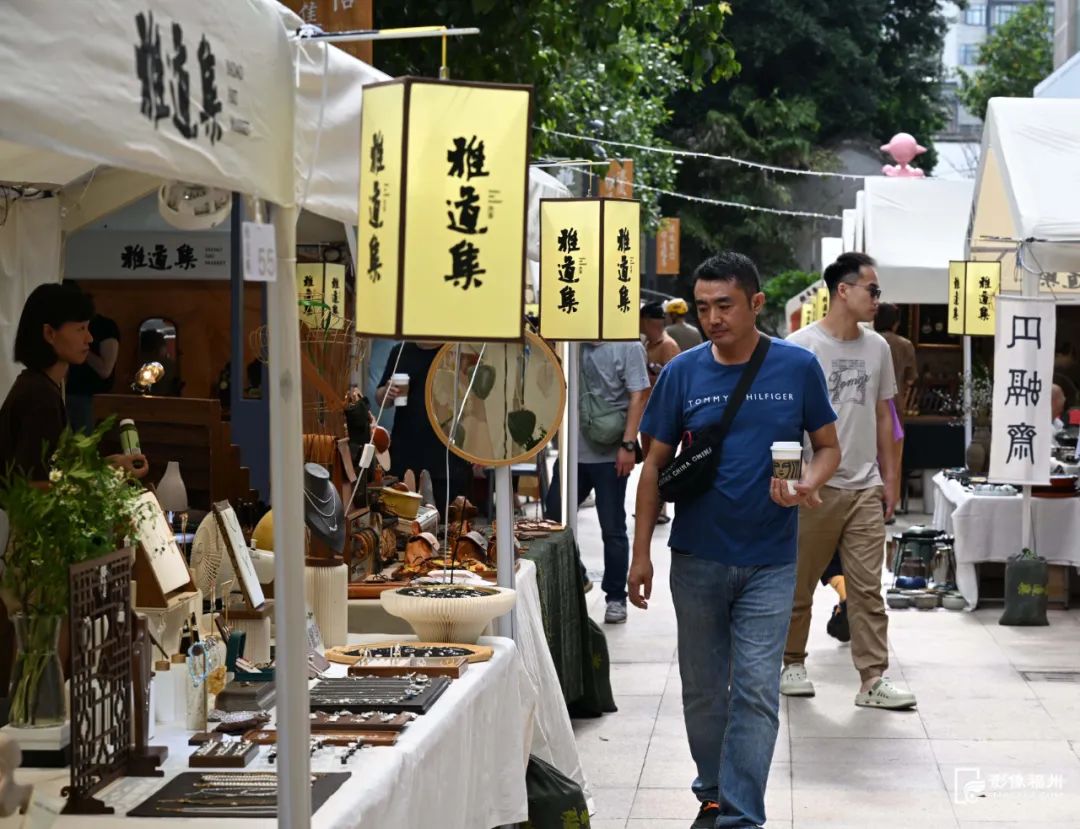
[
  {"xmin": 0, "ymin": 637, "xmax": 532, "ymax": 829},
  {"xmin": 931, "ymin": 472, "xmax": 1080, "ymax": 607},
  {"xmin": 347, "ymin": 558, "xmax": 591, "ymax": 806}
]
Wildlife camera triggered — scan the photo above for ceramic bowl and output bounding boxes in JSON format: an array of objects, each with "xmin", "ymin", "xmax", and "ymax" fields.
[
  {"xmin": 886, "ymin": 591, "xmax": 912, "ymax": 609},
  {"xmin": 942, "ymin": 594, "xmax": 967, "ymax": 611},
  {"xmin": 380, "ymin": 584, "xmax": 516, "ymax": 644},
  {"xmin": 913, "ymin": 592, "xmax": 940, "ymax": 610}
]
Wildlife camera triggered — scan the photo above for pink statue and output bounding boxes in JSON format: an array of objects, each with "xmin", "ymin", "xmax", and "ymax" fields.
[{"xmin": 880, "ymin": 133, "xmax": 927, "ymax": 178}]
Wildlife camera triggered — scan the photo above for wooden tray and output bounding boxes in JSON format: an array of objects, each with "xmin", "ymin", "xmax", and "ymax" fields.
[
  {"xmin": 347, "ymin": 655, "xmax": 468, "ymax": 679},
  {"xmin": 325, "ymin": 641, "xmax": 494, "ymax": 665},
  {"xmin": 348, "ymin": 580, "xmax": 410, "ymax": 600},
  {"xmin": 309, "ymin": 711, "xmax": 415, "ymax": 732},
  {"xmin": 244, "ymin": 728, "xmax": 398, "ymax": 747},
  {"xmin": 188, "ymin": 741, "xmax": 259, "ymax": 768}
]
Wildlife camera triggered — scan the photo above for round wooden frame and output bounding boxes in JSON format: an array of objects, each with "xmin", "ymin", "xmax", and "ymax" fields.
[{"xmin": 424, "ymin": 330, "xmax": 566, "ymax": 468}]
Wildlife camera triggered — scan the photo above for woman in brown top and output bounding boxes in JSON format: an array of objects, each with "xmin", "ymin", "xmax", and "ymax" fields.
[{"xmin": 0, "ymin": 283, "xmax": 146, "ymax": 481}]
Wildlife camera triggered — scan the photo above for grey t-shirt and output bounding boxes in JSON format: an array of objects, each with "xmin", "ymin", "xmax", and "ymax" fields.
[
  {"xmin": 787, "ymin": 321, "xmax": 897, "ymax": 489},
  {"xmin": 579, "ymin": 341, "xmax": 650, "ymax": 463}
]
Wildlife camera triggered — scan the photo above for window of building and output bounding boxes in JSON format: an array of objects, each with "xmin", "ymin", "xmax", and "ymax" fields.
[
  {"xmin": 991, "ymin": 3, "xmax": 1021, "ymax": 27},
  {"xmin": 965, "ymin": 4, "xmax": 987, "ymax": 25},
  {"xmin": 959, "ymin": 43, "xmax": 981, "ymax": 66}
]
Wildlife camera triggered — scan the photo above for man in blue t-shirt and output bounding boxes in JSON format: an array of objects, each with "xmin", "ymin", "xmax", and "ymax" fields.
[{"xmin": 630, "ymin": 251, "xmax": 840, "ymax": 829}]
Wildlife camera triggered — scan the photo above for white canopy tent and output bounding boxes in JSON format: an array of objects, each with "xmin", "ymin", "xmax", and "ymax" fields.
[
  {"xmin": 821, "ymin": 236, "xmax": 843, "ymax": 270},
  {"xmin": 842, "ymin": 208, "xmax": 856, "ymax": 252},
  {"xmin": 0, "ymin": 1, "xmax": 314, "ymax": 822},
  {"xmin": 863, "ymin": 177, "xmax": 974, "ymax": 305},
  {"xmin": 854, "ymin": 190, "xmax": 866, "ymax": 252},
  {"xmin": 968, "ymin": 97, "xmax": 1080, "ymax": 299}
]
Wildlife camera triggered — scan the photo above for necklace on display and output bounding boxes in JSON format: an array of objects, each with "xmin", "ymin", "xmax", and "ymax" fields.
[{"xmin": 303, "ymin": 490, "xmax": 340, "ymax": 531}]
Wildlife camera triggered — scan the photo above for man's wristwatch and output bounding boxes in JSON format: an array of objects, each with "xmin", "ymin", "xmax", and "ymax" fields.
[{"xmin": 619, "ymin": 440, "xmax": 637, "ymax": 453}]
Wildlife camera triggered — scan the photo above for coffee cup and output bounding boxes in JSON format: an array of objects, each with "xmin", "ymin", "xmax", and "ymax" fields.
[
  {"xmin": 770, "ymin": 441, "xmax": 803, "ymax": 495},
  {"xmin": 391, "ymin": 373, "xmax": 410, "ymax": 407}
]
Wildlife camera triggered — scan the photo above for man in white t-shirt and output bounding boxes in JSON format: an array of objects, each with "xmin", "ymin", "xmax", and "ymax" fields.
[{"xmin": 781, "ymin": 252, "xmax": 916, "ymax": 710}]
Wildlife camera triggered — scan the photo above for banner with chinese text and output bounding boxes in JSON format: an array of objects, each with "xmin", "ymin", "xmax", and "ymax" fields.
[
  {"xmin": 598, "ymin": 159, "xmax": 634, "ymax": 199},
  {"xmin": 0, "ymin": 1, "xmax": 294, "ymax": 205},
  {"xmin": 297, "ymin": 263, "xmax": 346, "ymax": 330},
  {"xmin": 963, "ymin": 261, "xmax": 1000, "ymax": 336},
  {"xmin": 656, "ymin": 217, "xmax": 680, "ymax": 275},
  {"xmin": 800, "ymin": 303, "xmax": 814, "ymax": 328},
  {"xmin": 600, "ymin": 198, "xmax": 641, "ymax": 341},
  {"xmin": 815, "ymin": 285, "xmax": 829, "ymax": 320},
  {"xmin": 947, "ymin": 261, "xmax": 966, "ymax": 335},
  {"xmin": 989, "ymin": 296, "xmax": 1055, "ymax": 485},
  {"xmin": 355, "ymin": 82, "xmax": 404, "ymax": 337},
  {"xmin": 539, "ymin": 200, "xmax": 602, "ymax": 341}
]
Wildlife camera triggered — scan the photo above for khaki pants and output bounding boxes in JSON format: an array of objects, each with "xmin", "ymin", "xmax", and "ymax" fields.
[{"xmin": 784, "ymin": 485, "xmax": 888, "ymax": 682}]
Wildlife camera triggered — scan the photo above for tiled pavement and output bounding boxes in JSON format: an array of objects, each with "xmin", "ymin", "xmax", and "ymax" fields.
[{"xmin": 567, "ymin": 476, "xmax": 1080, "ymax": 829}]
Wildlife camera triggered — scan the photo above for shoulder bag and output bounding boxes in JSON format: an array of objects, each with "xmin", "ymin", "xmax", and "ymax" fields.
[
  {"xmin": 578, "ymin": 346, "xmax": 628, "ymax": 446},
  {"xmin": 657, "ymin": 335, "xmax": 771, "ymax": 504}
]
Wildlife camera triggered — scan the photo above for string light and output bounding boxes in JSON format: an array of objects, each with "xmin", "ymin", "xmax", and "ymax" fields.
[
  {"xmin": 537, "ymin": 126, "xmax": 869, "ymax": 181},
  {"xmin": 560, "ymin": 165, "xmax": 842, "ymax": 222}
]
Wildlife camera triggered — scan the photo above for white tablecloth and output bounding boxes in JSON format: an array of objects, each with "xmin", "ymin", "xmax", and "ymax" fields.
[
  {"xmin": 931, "ymin": 472, "xmax": 1080, "ymax": 607},
  {"xmin": 1, "ymin": 637, "xmax": 532, "ymax": 829},
  {"xmin": 347, "ymin": 559, "xmax": 590, "ymax": 807}
]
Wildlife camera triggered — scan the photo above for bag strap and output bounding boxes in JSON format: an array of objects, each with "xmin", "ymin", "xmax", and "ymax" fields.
[{"xmin": 704, "ymin": 333, "xmax": 771, "ymax": 443}]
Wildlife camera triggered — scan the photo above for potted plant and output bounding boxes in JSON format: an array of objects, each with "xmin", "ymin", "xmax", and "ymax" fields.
[
  {"xmin": 0, "ymin": 420, "xmax": 146, "ymax": 727},
  {"xmin": 946, "ymin": 362, "xmax": 994, "ymax": 475}
]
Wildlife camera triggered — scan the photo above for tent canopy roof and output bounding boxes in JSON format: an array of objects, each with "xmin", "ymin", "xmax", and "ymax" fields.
[
  {"xmin": 864, "ymin": 177, "xmax": 973, "ymax": 304},
  {"xmin": 969, "ymin": 97, "xmax": 1080, "ymax": 274}
]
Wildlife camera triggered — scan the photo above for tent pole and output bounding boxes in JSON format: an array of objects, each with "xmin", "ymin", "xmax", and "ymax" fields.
[
  {"xmin": 1020, "ymin": 267, "xmax": 1039, "ymax": 553},
  {"xmin": 268, "ymin": 204, "xmax": 311, "ymax": 828},
  {"xmin": 963, "ymin": 335, "xmax": 972, "ymax": 449},
  {"xmin": 566, "ymin": 342, "xmax": 580, "ymax": 537},
  {"xmin": 494, "ymin": 464, "xmax": 515, "ymax": 639}
]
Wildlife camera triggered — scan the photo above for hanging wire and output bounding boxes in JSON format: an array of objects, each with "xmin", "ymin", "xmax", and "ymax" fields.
[
  {"xmin": 562, "ymin": 165, "xmax": 841, "ymax": 222},
  {"xmin": 537, "ymin": 126, "xmax": 870, "ymax": 181}
]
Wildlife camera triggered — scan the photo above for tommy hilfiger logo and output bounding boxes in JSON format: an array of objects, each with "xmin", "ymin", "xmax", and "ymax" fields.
[{"xmin": 687, "ymin": 392, "xmax": 794, "ymax": 411}]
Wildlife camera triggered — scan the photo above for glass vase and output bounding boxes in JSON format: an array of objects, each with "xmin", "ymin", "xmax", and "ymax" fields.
[{"xmin": 8, "ymin": 613, "xmax": 66, "ymax": 728}]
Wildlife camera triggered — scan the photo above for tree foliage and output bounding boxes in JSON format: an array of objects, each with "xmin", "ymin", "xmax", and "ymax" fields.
[
  {"xmin": 958, "ymin": 0, "xmax": 1053, "ymax": 122},
  {"xmin": 372, "ymin": 1, "xmax": 739, "ymax": 225},
  {"xmin": 760, "ymin": 269, "xmax": 821, "ymax": 336},
  {"xmin": 663, "ymin": 0, "xmax": 953, "ymax": 279}
]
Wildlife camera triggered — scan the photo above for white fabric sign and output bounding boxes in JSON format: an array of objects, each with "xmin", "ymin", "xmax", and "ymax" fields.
[
  {"xmin": 989, "ymin": 296, "xmax": 1056, "ymax": 485},
  {"xmin": 65, "ymin": 231, "xmax": 229, "ymax": 280},
  {"xmin": 0, "ymin": 1, "xmax": 295, "ymax": 206},
  {"xmin": 0, "ymin": 199, "xmax": 61, "ymax": 399}
]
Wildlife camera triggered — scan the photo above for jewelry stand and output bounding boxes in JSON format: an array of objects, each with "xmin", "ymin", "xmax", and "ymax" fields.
[
  {"xmin": 213, "ymin": 501, "xmax": 274, "ymax": 663},
  {"xmin": 130, "ymin": 615, "xmax": 167, "ymax": 776},
  {"xmin": 303, "ymin": 562, "xmax": 348, "ymax": 647},
  {"xmin": 303, "ymin": 463, "xmax": 349, "ymax": 648},
  {"xmin": 64, "ymin": 548, "xmax": 163, "ymax": 816}
]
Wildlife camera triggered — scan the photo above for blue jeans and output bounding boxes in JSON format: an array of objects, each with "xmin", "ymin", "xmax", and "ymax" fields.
[
  {"xmin": 545, "ymin": 460, "xmax": 630, "ymax": 603},
  {"xmin": 670, "ymin": 552, "xmax": 796, "ymax": 828}
]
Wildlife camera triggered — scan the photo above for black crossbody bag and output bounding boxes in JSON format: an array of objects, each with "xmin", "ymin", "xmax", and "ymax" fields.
[{"xmin": 657, "ymin": 335, "xmax": 771, "ymax": 504}]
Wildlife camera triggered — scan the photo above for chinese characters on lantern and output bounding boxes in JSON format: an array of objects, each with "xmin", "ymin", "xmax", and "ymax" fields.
[
  {"xmin": 367, "ymin": 129, "xmax": 386, "ymax": 283},
  {"xmin": 135, "ymin": 11, "xmax": 233, "ymax": 144},
  {"xmin": 948, "ymin": 261, "xmax": 999, "ymax": 336},
  {"xmin": 444, "ymin": 135, "xmax": 490, "ymax": 290},
  {"xmin": 556, "ymin": 226, "xmax": 582, "ymax": 314},
  {"xmin": 989, "ymin": 297, "xmax": 1056, "ymax": 484}
]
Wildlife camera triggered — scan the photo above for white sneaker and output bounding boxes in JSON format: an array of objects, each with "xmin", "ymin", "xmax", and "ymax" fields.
[
  {"xmin": 604, "ymin": 600, "xmax": 627, "ymax": 624},
  {"xmin": 780, "ymin": 663, "xmax": 815, "ymax": 697},
  {"xmin": 855, "ymin": 677, "xmax": 917, "ymax": 710}
]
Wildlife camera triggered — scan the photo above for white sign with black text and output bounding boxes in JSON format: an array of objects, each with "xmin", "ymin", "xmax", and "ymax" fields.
[
  {"xmin": 242, "ymin": 221, "xmax": 277, "ymax": 282},
  {"xmin": 989, "ymin": 296, "xmax": 1056, "ymax": 485}
]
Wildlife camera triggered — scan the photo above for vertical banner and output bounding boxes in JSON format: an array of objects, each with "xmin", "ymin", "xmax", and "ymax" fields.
[
  {"xmin": 963, "ymin": 261, "xmax": 1000, "ymax": 336},
  {"xmin": 324, "ymin": 263, "xmax": 346, "ymax": 330},
  {"xmin": 989, "ymin": 297, "xmax": 1055, "ymax": 485},
  {"xmin": 801, "ymin": 303, "xmax": 814, "ymax": 327},
  {"xmin": 600, "ymin": 199, "xmax": 641, "ymax": 341},
  {"xmin": 599, "ymin": 159, "xmax": 634, "ymax": 199},
  {"xmin": 283, "ymin": 1, "xmax": 373, "ymax": 62},
  {"xmin": 539, "ymin": 200, "xmax": 602, "ymax": 341},
  {"xmin": 297, "ymin": 263, "xmax": 325, "ymax": 328},
  {"xmin": 656, "ymin": 217, "xmax": 681, "ymax": 275},
  {"xmin": 947, "ymin": 260, "xmax": 966, "ymax": 335},
  {"xmin": 356, "ymin": 82, "xmax": 405, "ymax": 337},
  {"xmin": 815, "ymin": 284, "xmax": 829, "ymax": 319}
]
